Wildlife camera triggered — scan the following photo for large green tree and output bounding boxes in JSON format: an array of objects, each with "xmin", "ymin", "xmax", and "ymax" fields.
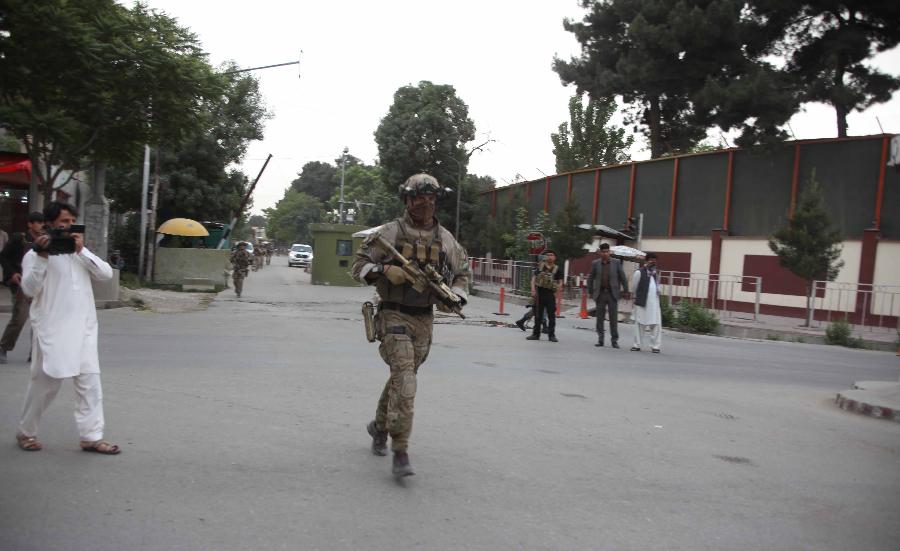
[
  {"xmin": 0, "ymin": 0, "xmax": 220, "ymax": 200},
  {"xmin": 107, "ymin": 67, "xmax": 267, "ymax": 223},
  {"xmin": 768, "ymin": 174, "xmax": 844, "ymax": 325},
  {"xmin": 374, "ymin": 81, "xmax": 476, "ymax": 190},
  {"xmin": 290, "ymin": 161, "xmax": 338, "ymax": 202},
  {"xmin": 751, "ymin": 1, "xmax": 900, "ymax": 138},
  {"xmin": 554, "ymin": 0, "xmax": 798, "ymax": 157},
  {"xmin": 551, "ymin": 95, "xmax": 633, "ymax": 172},
  {"xmin": 263, "ymin": 190, "xmax": 323, "ymax": 245},
  {"xmin": 325, "ymin": 163, "xmax": 403, "ymax": 227}
]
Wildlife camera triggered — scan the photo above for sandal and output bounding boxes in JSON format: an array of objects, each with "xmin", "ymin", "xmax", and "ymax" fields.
[
  {"xmin": 16, "ymin": 432, "xmax": 42, "ymax": 451},
  {"xmin": 80, "ymin": 440, "xmax": 121, "ymax": 455}
]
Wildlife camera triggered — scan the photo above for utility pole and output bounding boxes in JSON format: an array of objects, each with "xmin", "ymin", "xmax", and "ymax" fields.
[
  {"xmin": 339, "ymin": 147, "xmax": 348, "ymax": 224},
  {"xmin": 138, "ymin": 145, "xmax": 150, "ymax": 280},
  {"xmin": 145, "ymin": 148, "xmax": 160, "ymax": 281}
]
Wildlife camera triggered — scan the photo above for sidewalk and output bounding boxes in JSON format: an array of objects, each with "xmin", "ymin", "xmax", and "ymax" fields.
[{"xmin": 473, "ymin": 283, "xmax": 898, "ymax": 351}]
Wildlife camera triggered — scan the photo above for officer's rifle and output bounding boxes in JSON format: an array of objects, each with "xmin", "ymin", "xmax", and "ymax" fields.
[{"xmin": 367, "ymin": 233, "xmax": 466, "ymax": 319}]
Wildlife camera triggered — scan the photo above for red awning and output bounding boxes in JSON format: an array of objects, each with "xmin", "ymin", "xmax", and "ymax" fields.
[{"xmin": 0, "ymin": 153, "xmax": 31, "ymax": 185}]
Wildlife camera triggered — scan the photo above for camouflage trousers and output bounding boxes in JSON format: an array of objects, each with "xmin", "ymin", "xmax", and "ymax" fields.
[
  {"xmin": 233, "ymin": 271, "xmax": 247, "ymax": 296},
  {"xmin": 374, "ymin": 309, "xmax": 433, "ymax": 453}
]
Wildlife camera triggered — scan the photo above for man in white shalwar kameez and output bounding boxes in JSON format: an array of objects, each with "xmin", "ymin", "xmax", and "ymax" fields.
[
  {"xmin": 630, "ymin": 253, "xmax": 662, "ymax": 353},
  {"xmin": 14, "ymin": 202, "xmax": 120, "ymax": 454}
]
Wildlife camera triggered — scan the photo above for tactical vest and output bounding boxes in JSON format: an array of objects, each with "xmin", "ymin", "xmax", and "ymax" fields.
[
  {"xmin": 535, "ymin": 262, "xmax": 558, "ymax": 291},
  {"xmin": 378, "ymin": 219, "xmax": 447, "ymax": 307}
]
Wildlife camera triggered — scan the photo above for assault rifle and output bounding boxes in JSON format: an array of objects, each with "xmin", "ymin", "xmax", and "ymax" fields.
[{"xmin": 366, "ymin": 232, "xmax": 466, "ymax": 319}]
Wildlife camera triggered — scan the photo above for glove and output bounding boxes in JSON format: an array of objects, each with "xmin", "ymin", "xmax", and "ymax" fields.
[{"xmin": 383, "ymin": 264, "xmax": 413, "ymax": 286}]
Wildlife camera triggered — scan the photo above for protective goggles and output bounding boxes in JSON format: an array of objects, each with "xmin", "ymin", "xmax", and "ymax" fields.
[{"xmin": 400, "ymin": 182, "xmax": 452, "ymax": 199}]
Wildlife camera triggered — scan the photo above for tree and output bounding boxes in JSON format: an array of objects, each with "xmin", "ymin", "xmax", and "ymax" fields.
[
  {"xmin": 552, "ymin": 197, "xmax": 590, "ymax": 262},
  {"xmin": 554, "ymin": 1, "xmax": 798, "ymax": 157},
  {"xmin": 248, "ymin": 214, "xmax": 267, "ymax": 228},
  {"xmin": 325, "ymin": 163, "xmax": 402, "ymax": 227},
  {"xmin": 263, "ymin": 190, "xmax": 323, "ymax": 245},
  {"xmin": 374, "ymin": 81, "xmax": 476, "ymax": 190},
  {"xmin": 106, "ymin": 67, "xmax": 267, "ymax": 223},
  {"xmin": 0, "ymin": 1, "xmax": 220, "ymax": 201},
  {"xmin": 768, "ymin": 173, "xmax": 844, "ymax": 326},
  {"xmin": 552, "ymin": 95, "xmax": 633, "ymax": 172},
  {"xmin": 290, "ymin": 161, "xmax": 338, "ymax": 202},
  {"xmin": 751, "ymin": 1, "xmax": 900, "ymax": 138}
]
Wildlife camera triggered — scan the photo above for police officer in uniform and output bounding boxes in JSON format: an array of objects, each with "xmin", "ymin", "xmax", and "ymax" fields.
[{"xmin": 352, "ymin": 174, "xmax": 471, "ymax": 478}]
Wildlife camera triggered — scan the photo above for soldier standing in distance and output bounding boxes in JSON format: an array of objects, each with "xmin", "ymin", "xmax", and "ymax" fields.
[
  {"xmin": 526, "ymin": 250, "xmax": 563, "ymax": 342},
  {"xmin": 230, "ymin": 242, "xmax": 252, "ymax": 298},
  {"xmin": 352, "ymin": 174, "xmax": 471, "ymax": 478}
]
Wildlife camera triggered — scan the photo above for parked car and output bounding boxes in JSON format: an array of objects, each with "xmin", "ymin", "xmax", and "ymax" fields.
[{"xmin": 288, "ymin": 243, "xmax": 313, "ymax": 267}]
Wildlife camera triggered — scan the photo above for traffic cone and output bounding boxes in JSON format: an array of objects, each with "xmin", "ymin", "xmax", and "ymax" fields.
[
  {"xmin": 580, "ymin": 288, "xmax": 589, "ymax": 319},
  {"xmin": 494, "ymin": 287, "xmax": 510, "ymax": 316}
]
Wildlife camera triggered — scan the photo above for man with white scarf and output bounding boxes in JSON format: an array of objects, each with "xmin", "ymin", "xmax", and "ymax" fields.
[
  {"xmin": 630, "ymin": 252, "xmax": 662, "ymax": 354},
  {"xmin": 14, "ymin": 202, "xmax": 120, "ymax": 454}
]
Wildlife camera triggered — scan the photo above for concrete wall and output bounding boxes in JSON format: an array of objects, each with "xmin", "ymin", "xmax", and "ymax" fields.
[
  {"xmin": 91, "ymin": 268, "xmax": 120, "ymax": 305},
  {"xmin": 154, "ymin": 248, "xmax": 230, "ymax": 286}
]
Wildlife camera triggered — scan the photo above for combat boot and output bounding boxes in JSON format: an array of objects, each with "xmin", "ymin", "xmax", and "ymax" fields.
[
  {"xmin": 366, "ymin": 421, "xmax": 388, "ymax": 456},
  {"xmin": 392, "ymin": 451, "xmax": 415, "ymax": 477}
]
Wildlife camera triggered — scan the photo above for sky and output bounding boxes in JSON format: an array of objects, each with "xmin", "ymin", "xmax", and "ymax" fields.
[{"xmin": 139, "ymin": 0, "xmax": 900, "ymax": 215}]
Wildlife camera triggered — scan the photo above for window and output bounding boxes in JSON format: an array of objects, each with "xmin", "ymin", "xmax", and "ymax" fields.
[{"xmin": 336, "ymin": 239, "xmax": 352, "ymax": 257}]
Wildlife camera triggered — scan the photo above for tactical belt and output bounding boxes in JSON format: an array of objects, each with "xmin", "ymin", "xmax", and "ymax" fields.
[{"xmin": 379, "ymin": 302, "xmax": 433, "ymax": 316}]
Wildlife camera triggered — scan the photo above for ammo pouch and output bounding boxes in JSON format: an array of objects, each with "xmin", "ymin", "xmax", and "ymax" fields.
[{"xmin": 362, "ymin": 301, "xmax": 377, "ymax": 343}]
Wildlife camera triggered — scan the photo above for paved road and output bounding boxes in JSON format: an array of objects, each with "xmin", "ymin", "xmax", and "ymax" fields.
[{"xmin": 1, "ymin": 263, "xmax": 898, "ymax": 550}]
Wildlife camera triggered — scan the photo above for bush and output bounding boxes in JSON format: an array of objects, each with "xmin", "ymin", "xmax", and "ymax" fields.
[
  {"xmin": 674, "ymin": 299, "xmax": 719, "ymax": 334},
  {"xmin": 824, "ymin": 318, "xmax": 852, "ymax": 346},
  {"xmin": 659, "ymin": 296, "xmax": 676, "ymax": 328}
]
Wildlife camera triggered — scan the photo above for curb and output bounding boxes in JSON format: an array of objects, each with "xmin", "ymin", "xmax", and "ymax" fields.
[{"xmin": 835, "ymin": 392, "xmax": 900, "ymax": 423}]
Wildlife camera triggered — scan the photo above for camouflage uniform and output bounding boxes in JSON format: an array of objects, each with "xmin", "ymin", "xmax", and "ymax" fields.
[
  {"xmin": 230, "ymin": 248, "xmax": 252, "ymax": 297},
  {"xmin": 352, "ymin": 207, "xmax": 470, "ymax": 454}
]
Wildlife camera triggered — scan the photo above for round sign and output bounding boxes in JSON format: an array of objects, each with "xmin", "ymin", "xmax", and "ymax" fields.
[{"xmin": 525, "ymin": 231, "xmax": 545, "ymax": 254}]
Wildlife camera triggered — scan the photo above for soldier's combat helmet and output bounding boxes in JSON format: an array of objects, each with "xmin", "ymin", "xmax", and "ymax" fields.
[{"xmin": 398, "ymin": 173, "xmax": 451, "ymax": 199}]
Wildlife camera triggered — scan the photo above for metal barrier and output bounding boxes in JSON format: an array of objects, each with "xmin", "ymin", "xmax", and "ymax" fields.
[
  {"xmin": 469, "ymin": 258, "xmax": 534, "ymax": 295},
  {"xmin": 657, "ymin": 271, "xmax": 762, "ymax": 322},
  {"xmin": 809, "ymin": 281, "xmax": 900, "ymax": 331},
  {"xmin": 469, "ymin": 258, "xmax": 762, "ymax": 321}
]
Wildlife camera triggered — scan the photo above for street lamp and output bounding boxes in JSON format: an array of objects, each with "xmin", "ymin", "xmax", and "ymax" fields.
[{"xmin": 339, "ymin": 146, "xmax": 348, "ymax": 224}]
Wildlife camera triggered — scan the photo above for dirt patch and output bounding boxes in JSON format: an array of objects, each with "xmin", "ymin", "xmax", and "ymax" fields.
[{"xmin": 121, "ymin": 287, "xmax": 216, "ymax": 314}]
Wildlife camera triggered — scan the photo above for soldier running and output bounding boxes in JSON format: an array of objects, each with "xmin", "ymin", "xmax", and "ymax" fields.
[
  {"xmin": 230, "ymin": 242, "xmax": 252, "ymax": 298},
  {"xmin": 352, "ymin": 174, "xmax": 471, "ymax": 478}
]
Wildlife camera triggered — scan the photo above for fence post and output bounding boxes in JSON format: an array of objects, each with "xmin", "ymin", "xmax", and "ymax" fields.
[
  {"xmin": 807, "ymin": 281, "xmax": 816, "ymax": 327},
  {"xmin": 754, "ymin": 277, "xmax": 761, "ymax": 322}
]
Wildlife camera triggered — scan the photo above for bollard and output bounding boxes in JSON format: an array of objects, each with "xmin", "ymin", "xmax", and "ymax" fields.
[
  {"xmin": 580, "ymin": 287, "xmax": 589, "ymax": 319},
  {"xmin": 556, "ymin": 291, "xmax": 564, "ymax": 318},
  {"xmin": 494, "ymin": 287, "xmax": 510, "ymax": 316}
]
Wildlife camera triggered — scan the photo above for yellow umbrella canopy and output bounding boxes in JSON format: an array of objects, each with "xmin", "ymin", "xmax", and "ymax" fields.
[{"xmin": 157, "ymin": 218, "xmax": 209, "ymax": 237}]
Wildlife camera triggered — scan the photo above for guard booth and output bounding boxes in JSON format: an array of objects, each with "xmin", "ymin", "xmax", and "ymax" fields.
[{"xmin": 308, "ymin": 223, "xmax": 368, "ymax": 286}]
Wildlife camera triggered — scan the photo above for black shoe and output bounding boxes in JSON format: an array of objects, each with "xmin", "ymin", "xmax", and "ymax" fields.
[
  {"xmin": 366, "ymin": 421, "xmax": 388, "ymax": 456},
  {"xmin": 549, "ymin": 336, "xmax": 558, "ymax": 342},
  {"xmin": 392, "ymin": 452, "xmax": 415, "ymax": 477},
  {"xmin": 652, "ymin": 348, "xmax": 661, "ymax": 354},
  {"xmin": 526, "ymin": 335, "xmax": 540, "ymax": 340},
  {"xmin": 594, "ymin": 341, "xmax": 604, "ymax": 347},
  {"xmin": 0, "ymin": 350, "xmax": 6, "ymax": 364},
  {"xmin": 611, "ymin": 342, "xmax": 619, "ymax": 349},
  {"xmin": 515, "ymin": 320, "xmax": 526, "ymax": 332},
  {"xmin": 630, "ymin": 346, "xmax": 640, "ymax": 352}
]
